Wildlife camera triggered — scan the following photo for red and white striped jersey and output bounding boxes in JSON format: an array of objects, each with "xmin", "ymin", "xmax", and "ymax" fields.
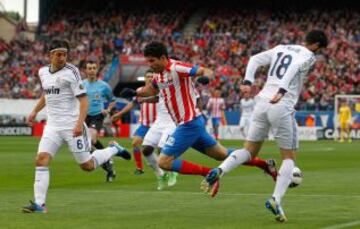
[
  {"xmin": 139, "ymin": 101, "xmax": 157, "ymax": 127},
  {"xmin": 152, "ymin": 59, "xmax": 200, "ymax": 125},
  {"xmin": 207, "ymin": 97, "xmax": 225, "ymax": 118}
]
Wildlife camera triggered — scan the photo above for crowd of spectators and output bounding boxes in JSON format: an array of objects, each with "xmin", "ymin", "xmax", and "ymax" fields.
[{"xmin": 0, "ymin": 6, "xmax": 359, "ymax": 112}]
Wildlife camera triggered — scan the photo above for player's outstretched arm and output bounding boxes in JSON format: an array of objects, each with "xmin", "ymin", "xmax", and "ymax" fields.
[
  {"xmin": 102, "ymin": 100, "xmax": 116, "ymax": 116},
  {"xmin": 73, "ymin": 95, "xmax": 89, "ymax": 137},
  {"xmin": 27, "ymin": 93, "xmax": 46, "ymax": 126},
  {"xmin": 196, "ymin": 67, "xmax": 215, "ymax": 79},
  {"xmin": 111, "ymin": 102, "xmax": 136, "ymax": 121},
  {"xmin": 136, "ymin": 83, "xmax": 159, "ymax": 97},
  {"xmin": 140, "ymin": 96, "xmax": 159, "ymax": 103}
]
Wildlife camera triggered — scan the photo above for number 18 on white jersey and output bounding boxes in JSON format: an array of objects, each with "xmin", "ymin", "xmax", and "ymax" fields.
[{"xmin": 245, "ymin": 44, "xmax": 316, "ymax": 107}]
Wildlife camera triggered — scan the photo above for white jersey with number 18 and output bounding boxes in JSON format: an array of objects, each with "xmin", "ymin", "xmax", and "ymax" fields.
[{"xmin": 245, "ymin": 44, "xmax": 316, "ymax": 107}]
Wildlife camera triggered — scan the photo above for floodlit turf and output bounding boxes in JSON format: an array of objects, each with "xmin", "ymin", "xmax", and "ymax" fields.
[{"xmin": 0, "ymin": 136, "xmax": 360, "ymax": 229}]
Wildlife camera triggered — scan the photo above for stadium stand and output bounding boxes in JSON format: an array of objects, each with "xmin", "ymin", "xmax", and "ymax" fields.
[{"xmin": 0, "ymin": 1, "xmax": 359, "ymax": 112}]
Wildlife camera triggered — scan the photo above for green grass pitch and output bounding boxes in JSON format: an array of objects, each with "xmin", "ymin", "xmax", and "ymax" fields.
[{"xmin": 0, "ymin": 137, "xmax": 359, "ymax": 229}]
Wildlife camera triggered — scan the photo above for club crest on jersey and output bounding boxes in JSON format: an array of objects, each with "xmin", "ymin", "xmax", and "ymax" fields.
[
  {"xmin": 79, "ymin": 83, "xmax": 84, "ymax": 90},
  {"xmin": 44, "ymin": 86, "xmax": 60, "ymax": 95}
]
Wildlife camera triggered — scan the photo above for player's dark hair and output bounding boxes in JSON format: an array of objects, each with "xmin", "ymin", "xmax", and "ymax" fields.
[
  {"xmin": 305, "ymin": 30, "xmax": 328, "ymax": 48},
  {"xmin": 49, "ymin": 39, "xmax": 70, "ymax": 52},
  {"xmin": 86, "ymin": 60, "xmax": 98, "ymax": 66},
  {"xmin": 144, "ymin": 41, "xmax": 168, "ymax": 58},
  {"xmin": 145, "ymin": 68, "xmax": 155, "ymax": 75},
  {"xmin": 169, "ymin": 55, "xmax": 180, "ymax": 60}
]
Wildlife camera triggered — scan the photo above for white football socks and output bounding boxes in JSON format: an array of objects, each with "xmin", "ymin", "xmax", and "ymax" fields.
[
  {"xmin": 145, "ymin": 153, "xmax": 165, "ymax": 177},
  {"xmin": 219, "ymin": 148, "xmax": 251, "ymax": 174},
  {"xmin": 272, "ymin": 159, "xmax": 295, "ymax": 204},
  {"xmin": 34, "ymin": 166, "xmax": 49, "ymax": 206},
  {"xmin": 91, "ymin": 147, "xmax": 118, "ymax": 168}
]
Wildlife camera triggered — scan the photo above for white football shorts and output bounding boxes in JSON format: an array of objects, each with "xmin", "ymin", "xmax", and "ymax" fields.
[
  {"xmin": 142, "ymin": 119, "xmax": 176, "ymax": 149},
  {"xmin": 38, "ymin": 123, "xmax": 92, "ymax": 164},
  {"xmin": 246, "ymin": 98, "xmax": 299, "ymax": 150}
]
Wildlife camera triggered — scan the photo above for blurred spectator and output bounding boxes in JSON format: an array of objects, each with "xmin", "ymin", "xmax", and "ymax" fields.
[{"xmin": 0, "ymin": 7, "xmax": 358, "ymax": 112}]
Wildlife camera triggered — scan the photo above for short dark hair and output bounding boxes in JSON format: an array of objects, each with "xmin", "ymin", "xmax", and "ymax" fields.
[
  {"xmin": 145, "ymin": 68, "xmax": 155, "ymax": 75},
  {"xmin": 85, "ymin": 60, "xmax": 98, "ymax": 66},
  {"xmin": 144, "ymin": 41, "xmax": 168, "ymax": 58},
  {"xmin": 305, "ymin": 30, "xmax": 328, "ymax": 48},
  {"xmin": 49, "ymin": 39, "xmax": 70, "ymax": 52}
]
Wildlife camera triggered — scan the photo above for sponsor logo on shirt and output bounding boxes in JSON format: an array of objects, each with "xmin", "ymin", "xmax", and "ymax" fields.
[{"xmin": 44, "ymin": 86, "xmax": 60, "ymax": 95}]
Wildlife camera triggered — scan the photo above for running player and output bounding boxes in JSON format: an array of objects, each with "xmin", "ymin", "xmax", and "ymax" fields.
[
  {"xmin": 84, "ymin": 60, "xmax": 117, "ymax": 182},
  {"xmin": 22, "ymin": 39, "xmax": 131, "ymax": 213},
  {"xmin": 121, "ymin": 41, "xmax": 277, "ymax": 184},
  {"xmin": 239, "ymin": 91, "xmax": 255, "ymax": 138},
  {"xmin": 206, "ymin": 89, "xmax": 225, "ymax": 140},
  {"xmin": 338, "ymin": 100, "xmax": 352, "ymax": 143},
  {"xmin": 204, "ymin": 30, "xmax": 328, "ymax": 222},
  {"xmin": 112, "ymin": 70, "xmax": 157, "ymax": 175}
]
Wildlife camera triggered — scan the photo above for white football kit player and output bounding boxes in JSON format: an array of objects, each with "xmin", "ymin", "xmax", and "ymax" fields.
[
  {"xmin": 142, "ymin": 95, "xmax": 176, "ymax": 149},
  {"xmin": 245, "ymin": 44, "xmax": 316, "ymax": 149},
  {"xmin": 239, "ymin": 98, "xmax": 255, "ymax": 137},
  {"xmin": 38, "ymin": 63, "xmax": 92, "ymax": 164}
]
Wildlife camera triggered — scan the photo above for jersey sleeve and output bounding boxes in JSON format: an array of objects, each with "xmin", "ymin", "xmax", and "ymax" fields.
[
  {"xmin": 174, "ymin": 62, "xmax": 199, "ymax": 77},
  {"xmin": 244, "ymin": 47, "xmax": 276, "ymax": 84},
  {"xmin": 68, "ymin": 67, "xmax": 87, "ymax": 97}
]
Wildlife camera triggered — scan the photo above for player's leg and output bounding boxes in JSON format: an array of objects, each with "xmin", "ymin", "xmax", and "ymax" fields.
[
  {"xmin": 67, "ymin": 124, "xmax": 130, "ymax": 172},
  {"xmin": 202, "ymin": 103, "xmax": 270, "ymax": 196},
  {"xmin": 132, "ymin": 136, "xmax": 144, "ymax": 174},
  {"xmin": 142, "ymin": 125, "xmax": 169, "ymax": 190},
  {"xmin": 22, "ymin": 127, "xmax": 61, "ymax": 213},
  {"xmin": 239, "ymin": 117, "xmax": 246, "ymax": 139},
  {"xmin": 87, "ymin": 115, "xmax": 116, "ymax": 181},
  {"xmin": 158, "ymin": 116, "xmax": 211, "ymax": 176},
  {"xmin": 347, "ymin": 122, "xmax": 352, "ymax": 142},
  {"xmin": 212, "ymin": 117, "xmax": 220, "ymax": 140},
  {"xmin": 339, "ymin": 122, "xmax": 346, "ymax": 142},
  {"xmin": 158, "ymin": 125, "xmax": 178, "ymax": 187},
  {"xmin": 132, "ymin": 125, "xmax": 149, "ymax": 174},
  {"xmin": 265, "ymin": 104, "xmax": 297, "ymax": 222}
]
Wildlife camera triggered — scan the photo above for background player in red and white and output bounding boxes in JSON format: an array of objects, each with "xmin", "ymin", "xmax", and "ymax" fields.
[
  {"xmin": 22, "ymin": 39, "xmax": 131, "ymax": 213},
  {"xmin": 239, "ymin": 91, "xmax": 255, "ymax": 138},
  {"xmin": 206, "ymin": 89, "xmax": 225, "ymax": 140},
  {"xmin": 112, "ymin": 70, "xmax": 157, "ymax": 175},
  {"xmin": 204, "ymin": 30, "xmax": 328, "ymax": 222},
  {"xmin": 121, "ymin": 41, "xmax": 277, "ymax": 190}
]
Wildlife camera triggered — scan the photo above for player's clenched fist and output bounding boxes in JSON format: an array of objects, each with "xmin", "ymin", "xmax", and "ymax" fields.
[
  {"xmin": 73, "ymin": 123, "xmax": 83, "ymax": 137},
  {"xmin": 27, "ymin": 111, "xmax": 37, "ymax": 126}
]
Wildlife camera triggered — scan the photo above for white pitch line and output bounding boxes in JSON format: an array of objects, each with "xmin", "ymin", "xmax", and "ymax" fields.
[
  {"xmin": 321, "ymin": 220, "xmax": 360, "ymax": 229},
  {"xmin": 75, "ymin": 189, "xmax": 360, "ymax": 198}
]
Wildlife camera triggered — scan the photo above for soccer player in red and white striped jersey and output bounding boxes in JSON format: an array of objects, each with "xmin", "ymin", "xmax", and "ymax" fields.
[
  {"xmin": 130, "ymin": 42, "xmax": 277, "ymax": 193},
  {"xmin": 206, "ymin": 89, "xmax": 225, "ymax": 140},
  {"xmin": 139, "ymin": 101, "xmax": 157, "ymax": 127}
]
